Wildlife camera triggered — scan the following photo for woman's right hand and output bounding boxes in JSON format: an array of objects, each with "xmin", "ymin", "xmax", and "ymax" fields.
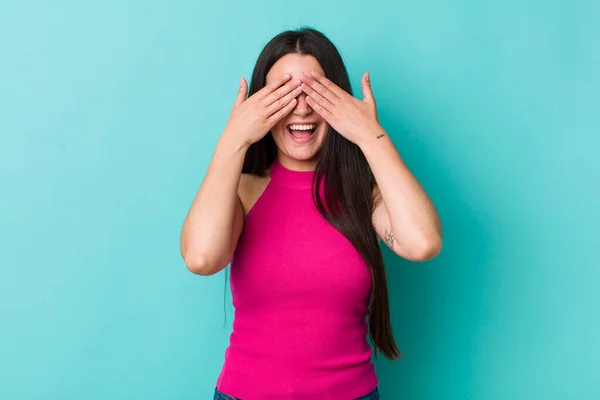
[{"xmin": 223, "ymin": 74, "xmax": 303, "ymax": 148}]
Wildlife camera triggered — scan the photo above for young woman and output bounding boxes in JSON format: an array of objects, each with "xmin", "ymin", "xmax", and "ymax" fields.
[{"xmin": 180, "ymin": 27, "xmax": 442, "ymax": 400}]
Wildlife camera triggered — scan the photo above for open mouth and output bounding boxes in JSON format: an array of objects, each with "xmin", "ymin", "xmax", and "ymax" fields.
[{"xmin": 287, "ymin": 123, "xmax": 317, "ymax": 142}]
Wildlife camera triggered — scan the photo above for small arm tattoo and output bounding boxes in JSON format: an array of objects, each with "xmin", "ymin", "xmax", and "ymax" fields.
[
  {"xmin": 376, "ymin": 133, "xmax": 386, "ymax": 139},
  {"xmin": 385, "ymin": 228, "xmax": 395, "ymax": 248}
]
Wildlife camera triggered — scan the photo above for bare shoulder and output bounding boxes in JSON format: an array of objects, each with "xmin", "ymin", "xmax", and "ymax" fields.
[{"xmin": 238, "ymin": 171, "xmax": 271, "ymax": 217}]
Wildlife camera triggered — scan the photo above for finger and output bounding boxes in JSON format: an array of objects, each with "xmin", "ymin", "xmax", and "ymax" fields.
[
  {"xmin": 255, "ymin": 74, "xmax": 292, "ymax": 100},
  {"xmin": 264, "ymin": 78, "xmax": 302, "ymax": 106},
  {"xmin": 233, "ymin": 78, "xmax": 248, "ymax": 108},
  {"xmin": 361, "ymin": 72, "xmax": 376, "ymax": 104},
  {"xmin": 300, "ymin": 82, "xmax": 334, "ymax": 111},
  {"xmin": 265, "ymin": 85, "xmax": 303, "ymax": 117},
  {"xmin": 309, "ymin": 71, "xmax": 346, "ymax": 98},
  {"xmin": 306, "ymin": 95, "xmax": 334, "ymax": 121},
  {"xmin": 267, "ymin": 98, "xmax": 297, "ymax": 125},
  {"xmin": 300, "ymin": 75, "xmax": 338, "ymax": 105}
]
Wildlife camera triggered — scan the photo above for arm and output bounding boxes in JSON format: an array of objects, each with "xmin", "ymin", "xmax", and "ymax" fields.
[
  {"xmin": 180, "ymin": 74, "xmax": 302, "ymax": 275},
  {"xmin": 361, "ymin": 131, "xmax": 442, "ymax": 262},
  {"xmin": 179, "ymin": 137, "xmax": 246, "ymax": 275},
  {"xmin": 298, "ymin": 71, "xmax": 442, "ymax": 261}
]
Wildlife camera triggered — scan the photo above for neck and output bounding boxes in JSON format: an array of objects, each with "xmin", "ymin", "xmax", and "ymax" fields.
[{"xmin": 277, "ymin": 153, "xmax": 318, "ymax": 172}]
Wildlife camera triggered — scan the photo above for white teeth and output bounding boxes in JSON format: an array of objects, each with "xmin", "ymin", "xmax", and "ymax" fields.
[{"xmin": 288, "ymin": 124, "xmax": 316, "ymax": 131}]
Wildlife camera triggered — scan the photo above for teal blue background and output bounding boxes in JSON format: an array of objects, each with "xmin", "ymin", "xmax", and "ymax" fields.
[{"xmin": 1, "ymin": 0, "xmax": 598, "ymax": 399}]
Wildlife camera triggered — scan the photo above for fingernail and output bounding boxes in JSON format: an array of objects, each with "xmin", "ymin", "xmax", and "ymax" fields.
[
  {"xmin": 285, "ymin": 73, "xmax": 291, "ymax": 79},
  {"xmin": 366, "ymin": 73, "xmax": 370, "ymax": 82},
  {"xmin": 311, "ymin": 71, "xmax": 318, "ymax": 77}
]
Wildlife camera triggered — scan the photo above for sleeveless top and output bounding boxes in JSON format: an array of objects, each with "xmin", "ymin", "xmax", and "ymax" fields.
[{"xmin": 216, "ymin": 158, "xmax": 377, "ymax": 400}]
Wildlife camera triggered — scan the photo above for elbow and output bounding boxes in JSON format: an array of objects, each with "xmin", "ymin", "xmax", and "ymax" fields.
[
  {"xmin": 183, "ymin": 253, "xmax": 220, "ymax": 276},
  {"xmin": 180, "ymin": 239, "xmax": 224, "ymax": 276},
  {"xmin": 408, "ymin": 235, "xmax": 442, "ymax": 262}
]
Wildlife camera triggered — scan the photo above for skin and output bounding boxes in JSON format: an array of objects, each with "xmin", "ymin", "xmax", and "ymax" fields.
[
  {"xmin": 298, "ymin": 70, "xmax": 443, "ymax": 261},
  {"xmin": 179, "ymin": 73, "xmax": 302, "ymax": 275},
  {"xmin": 266, "ymin": 54, "xmax": 328, "ymax": 171},
  {"xmin": 180, "ymin": 52, "xmax": 443, "ymax": 277}
]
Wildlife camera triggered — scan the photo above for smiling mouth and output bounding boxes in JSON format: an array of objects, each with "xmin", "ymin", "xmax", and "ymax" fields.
[{"xmin": 287, "ymin": 123, "xmax": 317, "ymax": 140}]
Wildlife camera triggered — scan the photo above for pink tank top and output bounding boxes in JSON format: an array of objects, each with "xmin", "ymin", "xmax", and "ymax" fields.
[{"xmin": 216, "ymin": 158, "xmax": 378, "ymax": 400}]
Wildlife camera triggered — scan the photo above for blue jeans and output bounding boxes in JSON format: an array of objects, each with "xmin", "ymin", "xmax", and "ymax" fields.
[{"xmin": 213, "ymin": 386, "xmax": 380, "ymax": 400}]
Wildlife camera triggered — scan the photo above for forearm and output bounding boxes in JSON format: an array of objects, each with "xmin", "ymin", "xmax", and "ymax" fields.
[
  {"xmin": 180, "ymin": 135, "xmax": 247, "ymax": 270},
  {"xmin": 359, "ymin": 126, "xmax": 442, "ymax": 253}
]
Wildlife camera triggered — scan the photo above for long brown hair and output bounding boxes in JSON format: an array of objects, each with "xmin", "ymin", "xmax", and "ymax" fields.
[{"xmin": 242, "ymin": 27, "xmax": 401, "ymax": 360}]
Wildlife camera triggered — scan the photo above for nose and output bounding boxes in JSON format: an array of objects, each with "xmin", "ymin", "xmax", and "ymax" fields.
[{"xmin": 292, "ymin": 92, "xmax": 312, "ymax": 117}]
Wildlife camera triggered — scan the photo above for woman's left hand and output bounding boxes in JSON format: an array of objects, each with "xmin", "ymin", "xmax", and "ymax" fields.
[{"xmin": 299, "ymin": 71, "xmax": 382, "ymax": 145}]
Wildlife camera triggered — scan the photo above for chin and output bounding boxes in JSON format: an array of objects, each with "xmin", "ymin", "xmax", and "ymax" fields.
[
  {"xmin": 280, "ymin": 136, "xmax": 325, "ymax": 160},
  {"xmin": 274, "ymin": 123, "xmax": 327, "ymax": 156}
]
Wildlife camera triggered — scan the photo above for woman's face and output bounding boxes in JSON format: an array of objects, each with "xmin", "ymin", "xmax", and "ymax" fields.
[{"xmin": 265, "ymin": 54, "xmax": 329, "ymax": 170}]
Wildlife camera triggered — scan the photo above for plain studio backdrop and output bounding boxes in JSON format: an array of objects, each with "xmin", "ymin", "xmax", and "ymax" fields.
[{"xmin": 1, "ymin": 1, "xmax": 598, "ymax": 399}]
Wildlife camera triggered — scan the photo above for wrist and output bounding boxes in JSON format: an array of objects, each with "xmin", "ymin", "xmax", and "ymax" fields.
[
  {"xmin": 356, "ymin": 124, "xmax": 388, "ymax": 150},
  {"xmin": 218, "ymin": 129, "xmax": 251, "ymax": 156}
]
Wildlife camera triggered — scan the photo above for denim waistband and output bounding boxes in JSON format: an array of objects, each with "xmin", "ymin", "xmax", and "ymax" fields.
[{"xmin": 213, "ymin": 386, "xmax": 379, "ymax": 400}]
